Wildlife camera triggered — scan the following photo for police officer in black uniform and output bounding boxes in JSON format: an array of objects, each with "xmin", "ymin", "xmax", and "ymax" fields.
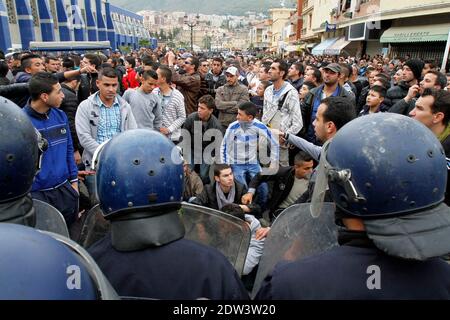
[
  {"xmin": 88, "ymin": 129, "xmax": 249, "ymax": 300},
  {"xmin": 256, "ymin": 113, "xmax": 450, "ymax": 299},
  {"xmin": 0, "ymin": 98, "xmax": 43, "ymax": 222},
  {"xmin": 0, "ymin": 97, "xmax": 72, "ymax": 236}
]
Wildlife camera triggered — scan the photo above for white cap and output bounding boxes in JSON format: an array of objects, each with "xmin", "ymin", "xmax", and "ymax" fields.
[{"xmin": 225, "ymin": 66, "xmax": 239, "ymax": 76}]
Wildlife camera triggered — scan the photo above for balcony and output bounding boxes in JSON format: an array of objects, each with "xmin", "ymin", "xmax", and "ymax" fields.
[
  {"xmin": 302, "ymin": 0, "xmax": 313, "ymax": 14},
  {"xmin": 329, "ymin": 0, "xmax": 380, "ymax": 24}
]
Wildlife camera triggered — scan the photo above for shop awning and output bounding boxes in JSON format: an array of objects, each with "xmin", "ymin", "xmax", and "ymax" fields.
[
  {"xmin": 380, "ymin": 23, "xmax": 450, "ymax": 43},
  {"xmin": 311, "ymin": 37, "xmax": 338, "ymax": 55},
  {"xmin": 323, "ymin": 37, "xmax": 351, "ymax": 55}
]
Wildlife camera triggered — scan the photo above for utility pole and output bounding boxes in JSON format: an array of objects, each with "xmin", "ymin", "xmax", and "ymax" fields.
[{"xmin": 184, "ymin": 13, "xmax": 200, "ymax": 52}]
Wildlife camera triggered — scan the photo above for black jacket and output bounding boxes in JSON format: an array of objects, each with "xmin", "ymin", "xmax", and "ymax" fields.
[
  {"xmin": 358, "ymin": 102, "xmax": 390, "ymax": 117},
  {"xmin": 248, "ymin": 166, "xmax": 296, "ymax": 213},
  {"xmin": 199, "ymin": 73, "xmax": 209, "ymax": 99},
  {"xmin": 256, "ymin": 232, "xmax": 450, "ymax": 299},
  {"xmin": 199, "ymin": 180, "xmax": 260, "ymax": 215},
  {"xmin": 288, "ymin": 77, "xmax": 303, "ymax": 92},
  {"xmin": 115, "ymin": 66, "xmax": 126, "ymax": 95},
  {"xmin": 357, "ymin": 85, "xmax": 370, "ymax": 113},
  {"xmin": 0, "ymin": 82, "xmax": 30, "ymax": 107},
  {"xmin": 205, "ymin": 71, "xmax": 227, "ymax": 98},
  {"xmin": 301, "ymin": 84, "xmax": 355, "ymax": 139},
  {"xmin": 89, "ymin": 234, "xmax": 249, "ymax": 300},
  {"xmin": 182, "ymin": 112, "xmax": 224, "ymax": 150},
  {"xmin": 0, "ymin": 77, "xmax": 10, "ymax": 85},
  {"xmin": 60, "ymin": 84, "xmax": 82, "ymax": 153},
  {"xmin": 389, "ymin": 97, "xmax": 417, "ymax": 116},
  {"xmin": 441, "ymin": 135, "xmax": 450, "ymax": 206},
  {"xmin": 352, "ymin": 79, "xmax": 364, "ymax": 104},
  {"xmin": 386, "ymin": 81, "xmax": 410, "ymax": 107},
  {"xmin": 78, "ymin": 73, "xmax": 98, "ymax": 104}
]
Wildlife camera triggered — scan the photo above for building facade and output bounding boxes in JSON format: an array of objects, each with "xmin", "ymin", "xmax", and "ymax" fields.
[
  {"xmin": 300, "ymin": 0, "xmax": 320, "ymax": 47},
  {"xmin": 309, "ymin": 0, "xmax": 450, "ymax": 60},
  {"xmin": 249, "ymin": 20, "xmax": 271, "ymax": 50},
  {"xmin": 0, "ymin": 0, "xmax": 150, "ymax": 52},
  {"xmin": 269, "ymin": 7, "xmax": 296, "ymax": 52}
]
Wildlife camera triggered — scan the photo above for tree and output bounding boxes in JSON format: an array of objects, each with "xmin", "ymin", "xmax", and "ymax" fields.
[
  {"xmin": 139, "ymin": 39, "xmax": 150, "ymax": 48},
  {"xmin": 167, "ymin": 40, "xmax": 176, "ymax": 48},
  {"xmin": 173, "ymin": 27, "xmax": 181, "ymax": 37},
  {"xmin": 159, "ymin": 29, "xmax": 167, "ymax": 41},
  {"xmin": 179, "ymin": 41, "xmax": 190, "ymax": 50},
  {"xmin": 119, "ymin": 45, "xmax": 131, "ymax": 54},
  {"xmin": 202, "ymin": 35, "xmax": 212, "ymax": 51}
]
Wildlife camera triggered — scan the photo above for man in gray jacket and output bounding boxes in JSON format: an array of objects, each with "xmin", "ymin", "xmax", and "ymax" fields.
[
  {"xmin": 122, "ymin": 69, "xmax": 162, "ymax": 130},
  {"xmin": 215, "ymin": 66, "xmax": 250, "ymax": 129},
  {"xmin": 262, "ymin": 60, "xmax": 303, "ymax": 166},
  {"xmin": 75, "ymin": 67, "xmax": 137, "ymax": 198}
]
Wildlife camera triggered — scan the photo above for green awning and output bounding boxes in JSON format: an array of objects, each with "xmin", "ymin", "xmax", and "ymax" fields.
[{"xmin": 380, "ymin": 23, "xmax": 450, "ymax": 43}]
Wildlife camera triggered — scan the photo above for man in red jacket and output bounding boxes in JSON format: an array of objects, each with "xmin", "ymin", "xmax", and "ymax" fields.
[{"xmin": 122, "ymin": 57, "xmax": 139, "ymax": 90}]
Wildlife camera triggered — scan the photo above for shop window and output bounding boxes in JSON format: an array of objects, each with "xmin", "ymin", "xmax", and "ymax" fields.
[{"xmin": 5, "ymin": 0, "xmax": 17, "ymax": 24}]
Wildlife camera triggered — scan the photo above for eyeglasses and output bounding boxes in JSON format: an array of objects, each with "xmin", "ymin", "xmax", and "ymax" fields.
[{"xmin": 184, "ymin": 61, "xmax": 192, "ymax": 65}]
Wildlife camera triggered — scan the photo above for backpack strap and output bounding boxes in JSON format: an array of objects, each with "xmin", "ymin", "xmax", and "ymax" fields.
[{"xmin": 278, "ymin": 90, "xmax": 290, "ymax": 110}]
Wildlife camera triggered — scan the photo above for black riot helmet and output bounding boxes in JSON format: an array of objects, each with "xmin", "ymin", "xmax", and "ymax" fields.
[{"xmin": 0, "ymin": 97, "xmax": 47, "ymax": 203}]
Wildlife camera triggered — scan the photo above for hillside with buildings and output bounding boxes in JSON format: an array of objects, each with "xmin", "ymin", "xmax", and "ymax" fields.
[{"xmin": 110, "ymin": 0, "xmax": 297, "ymax": 16}]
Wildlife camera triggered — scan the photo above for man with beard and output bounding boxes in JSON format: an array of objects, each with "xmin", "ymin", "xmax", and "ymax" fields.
[
  {"xmin": 262, "ymin": 60, "xmax": 303, "ymax": 166},
  {"xmin": 256, "ymin": 114, "xmax": 450, "ymax": 299},
  {"xmin": 301, "ymin": 63, "xmax": 354, "ymax": 144},
  {"xmin": 386, "ymin": 59, "xmax": 424, "ymax": 108},
  {"xmin": 390, "ymin": 70, "xmax": 447, "ymax": 115}
]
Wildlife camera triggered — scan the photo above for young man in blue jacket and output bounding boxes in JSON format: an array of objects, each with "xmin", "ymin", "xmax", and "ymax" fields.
[{"xmin": 24, "ymin": 72, "xmax": 79, "ymax": 227}]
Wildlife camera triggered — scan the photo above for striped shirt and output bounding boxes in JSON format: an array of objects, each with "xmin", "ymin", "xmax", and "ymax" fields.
[
  {"xmin": 220, "ymin": 119, "xmax": 279, "ymax": 165},
  {"xmin": 153, "ymin": 87, "xmax": 186, "ymax": 142},
  {"xmin": 96, "ymin": 93, "xmax": 122, "ymax": 144}
]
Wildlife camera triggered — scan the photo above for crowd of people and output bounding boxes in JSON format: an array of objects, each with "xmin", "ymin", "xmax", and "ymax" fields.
[{"xmin": 1, "ymin": 45, "xmax": 450, "ymax": 299}]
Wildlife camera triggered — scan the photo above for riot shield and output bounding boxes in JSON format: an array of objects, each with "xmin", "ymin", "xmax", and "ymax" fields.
[
  {"xmin": 45, "ymin": 231, "xmax": 119, "ymax": 300},
  {"xmin": 251, "ymin": 203, "xmax": 338, "ymax": 297},
  {"xmin": 180, "ymin": 203, "xmax": 251, "ymax": 277},
  {"xmin": 78, "ymin": 202, "xmax": 252, "ymax": 276},
  {"xmin": 78, "ymin": 204, "xmax": 110, "ymax": 248},
  {"xmin": 33, "ymin": 199, "xmax": 70, "ymax": 238}
]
